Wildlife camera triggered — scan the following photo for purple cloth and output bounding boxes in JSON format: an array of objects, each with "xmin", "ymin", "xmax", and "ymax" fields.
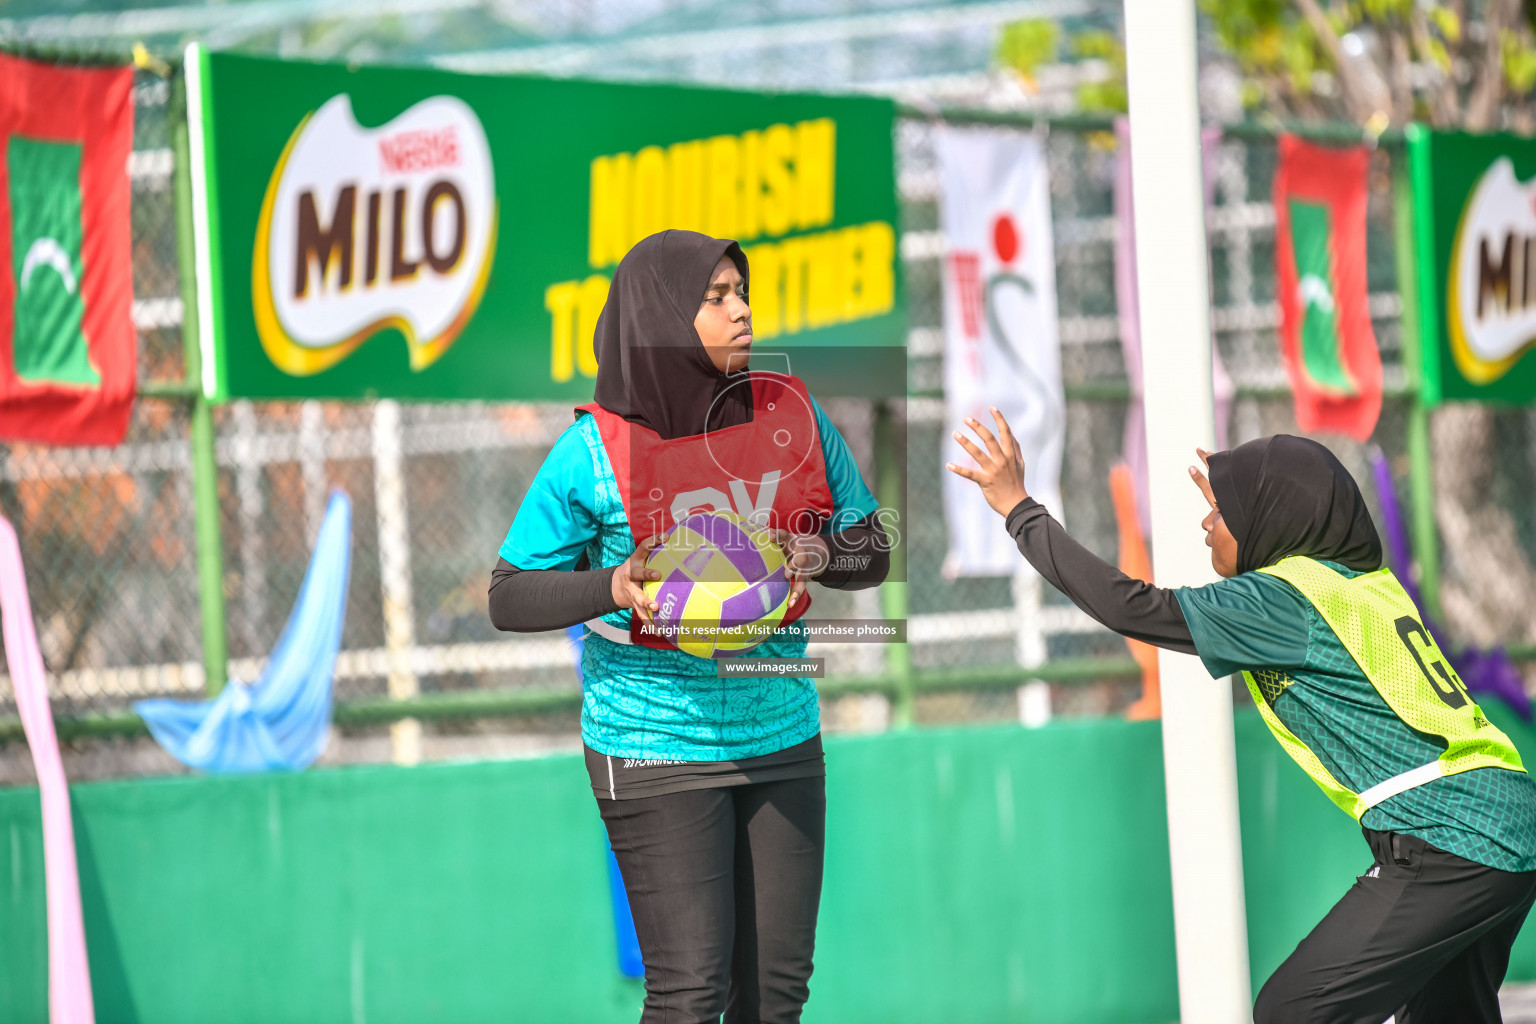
[
  {"xmin": 1368, "ymin": 450, "xmax": 1532, "ymax": 721},
  {"xmin": 1371, "ymin": 451, "xmax": 1421, "ymax": 609},
  {"xmin": 1115, "ymin": 118, "xmax": 1234, "ymax": 537}
]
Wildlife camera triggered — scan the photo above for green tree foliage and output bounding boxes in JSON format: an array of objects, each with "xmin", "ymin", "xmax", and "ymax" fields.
[
  {"xmin": 995, "ymin": 19, "xmax": 1060, "ymax": 91},
  {"xmin": 1071, "ymin": 30, "xmax": 1129, "ymax": 113},
  {"xmin": 998, "ymin": 2, "xmax": 1536, "ymax": 129},
  {"xmin": 1199, "ymin": 0, "xmax": 1536, "ymax": 130},
  {"xmin": 995, "ymin": 18, "xmax": 1127, "ymax": 111}
]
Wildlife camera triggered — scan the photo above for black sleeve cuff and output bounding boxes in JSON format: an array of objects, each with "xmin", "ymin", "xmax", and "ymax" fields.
[{"xmin": 1004, "ymin": 497, "xmax": 1043, "ymax": 535}]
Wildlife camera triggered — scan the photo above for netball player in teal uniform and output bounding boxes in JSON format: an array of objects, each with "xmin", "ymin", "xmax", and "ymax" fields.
[
  {"xmin": 491, "ymin": 230, "xmax": 888, "ymax": 1024},
  {"xmin": 951, "ymin": 409, "xmax": 1536, "ymax": 1024}
]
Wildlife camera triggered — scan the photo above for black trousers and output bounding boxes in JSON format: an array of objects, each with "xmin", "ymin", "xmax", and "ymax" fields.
[
  {"xmin": 596, "ymin": 775, "xmax": 826, "ymax": 1024},
  {"xmin": 1255, "ymin": 828, "xmax": 1536, "ymax": 1024}
]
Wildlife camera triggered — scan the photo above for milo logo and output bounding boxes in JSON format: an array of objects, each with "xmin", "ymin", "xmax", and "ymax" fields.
[
  {"xmin": 1447, "ymin": 157, "xmax": 1536, "ymax": 384},
  {"xmin": 252, "ymin": 94, "xmax": 497, "ymax": 377}
]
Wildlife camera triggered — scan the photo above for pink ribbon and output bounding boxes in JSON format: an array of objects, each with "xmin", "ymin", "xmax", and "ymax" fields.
[{"xmin": 0, "ymin": 517, "xmax": 95, "ymax": 1024}]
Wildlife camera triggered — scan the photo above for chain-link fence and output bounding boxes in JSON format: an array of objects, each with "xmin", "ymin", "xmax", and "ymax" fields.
[
  {"xmin": 0, "ymin": 74, "xmax": 201, "ymax": 717},
  {"xmin": 898, "ymin": 116, "xmax": 1424, "ymax": 726},
  {"xmin": 1, "ymin": 62, "xmax": 1532, "ymax": 781}
]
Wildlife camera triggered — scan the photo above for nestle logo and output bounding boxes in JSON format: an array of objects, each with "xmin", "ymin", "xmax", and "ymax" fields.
[{"xmin": 378, "ymin": 126, "xmax": 459, "ymax": 174}]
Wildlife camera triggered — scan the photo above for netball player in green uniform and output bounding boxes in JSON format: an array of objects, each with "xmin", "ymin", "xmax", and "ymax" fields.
[{"xmin": 950, "ymin": 409, "xmax": 1536, "ymax": 1024}]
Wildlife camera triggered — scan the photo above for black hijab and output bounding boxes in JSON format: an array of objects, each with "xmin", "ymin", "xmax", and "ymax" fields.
[
  {"xmin": 1207, "ymin": 434, "xmax": 1383, "ymax": 575},
  {"xmin": 590, "ymin": 230, "xmax": 752, "ymax": 440}
]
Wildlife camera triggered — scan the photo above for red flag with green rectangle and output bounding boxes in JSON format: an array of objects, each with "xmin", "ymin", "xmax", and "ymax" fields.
[
  {"xmin": 1273, "ymin": 134, "xmax": 1382, "ymax": 441},
  {"xmin": 0, "ymin": 54, "xmax": 135, "ymax": 446}
]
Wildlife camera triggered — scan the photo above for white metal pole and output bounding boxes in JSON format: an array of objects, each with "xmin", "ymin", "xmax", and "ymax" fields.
[
  {"xmin": 372, "ymin": 399, "xmax": 420, "ymax": 766},
  {"xmin": 1122, "ymin": 2, "xmax": 1253, "ymax": 1021},
  {"xmin": 1012, "ymin": 566, "xmax": 1051, "ymax": 727}
]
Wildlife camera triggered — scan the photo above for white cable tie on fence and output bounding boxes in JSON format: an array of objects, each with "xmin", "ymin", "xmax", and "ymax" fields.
[
  {"xmin": 128, "ymin": 148, "xmax": 173, "ymax": 191},
  {"xmin": 1367, "ymin": 292, "xmax": 1404, "ymax": 318},
  {"xmin": 901, "ymin": 230, "xmax": 947, "ymax": 261},
  {"xmin": 905, "ymin": 397, "xmax": 946, "ymax": 423},
  {"xmin": 132, "ymin": 80, "xmax": 171, "ymax": 108},
  {"xmin": 907, "ymin": 327, "xmax": 944, "ymax": 356},
  {"xmin": 132, "ymin": 297, "xmax": 183, "ymax": 331},
  {"xmin": 897, "ymin": 168, "xmax": 941, "ymax": 201}
]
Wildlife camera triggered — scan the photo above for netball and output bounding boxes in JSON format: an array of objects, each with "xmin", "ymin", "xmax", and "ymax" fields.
[{"xmin": 642, "ymin": 510, "xmax": 793, "ymax": 659}]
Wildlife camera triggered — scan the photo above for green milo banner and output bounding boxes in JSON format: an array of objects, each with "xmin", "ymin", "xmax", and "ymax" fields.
[
  {"xmin": 185, "ymin": 46, "xmax": 903, "ymax": 403},
  {"xmin": 1408, "ymin": 126, "xmax": 1536, "ymax": 404}
]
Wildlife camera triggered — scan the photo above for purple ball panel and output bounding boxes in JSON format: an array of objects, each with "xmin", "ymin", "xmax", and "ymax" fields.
[
  {"xmin": 651, "ymin": 570, "xmax": 694, "ymax": 624},
  {"xmin": 719, "ymin": 577, "xmax": 791, "ymax": 628},
  {"xmin": 679, "ymin": 513, "xmax": 768, "ymax": 582}
]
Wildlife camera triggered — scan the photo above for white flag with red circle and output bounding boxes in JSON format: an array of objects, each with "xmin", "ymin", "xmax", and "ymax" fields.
[{"xmin": 936, "ymin": 127, "xmax": 1065, "ymax": 576}]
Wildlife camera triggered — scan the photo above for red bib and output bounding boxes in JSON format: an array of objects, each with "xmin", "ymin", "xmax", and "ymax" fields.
[{"xmin": 579, "ymin": 372, "xmax": 834, "ymax": 650}]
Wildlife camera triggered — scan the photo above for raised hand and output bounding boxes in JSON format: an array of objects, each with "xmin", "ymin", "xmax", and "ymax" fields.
[
  {"xmin": 1189, "ymin": 447, "xmax": 1217, "ymax": 510},
  {"xmin": 946, "ymin": 406, "xmax": 1030, "ymax": 517}
]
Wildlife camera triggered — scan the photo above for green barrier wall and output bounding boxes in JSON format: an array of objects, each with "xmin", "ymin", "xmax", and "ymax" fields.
[{"xmin": 2, "ymin": 705, "xmax": 1533, "ymax": 1023}]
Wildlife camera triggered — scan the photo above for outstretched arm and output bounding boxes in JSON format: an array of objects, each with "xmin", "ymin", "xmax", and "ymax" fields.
[
  {"xmin": 947, "ymin": 408, "xmax": 1196, "ymax": 654},
  {"xmin": 1005, "ymin": 499, "xmax": 1195, "ymax": 653}
]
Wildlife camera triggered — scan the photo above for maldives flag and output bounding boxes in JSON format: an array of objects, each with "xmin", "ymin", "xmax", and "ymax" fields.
[
  {"xmin": 0, "ymin": 54, "xmax": 135, "ymax": 446},
  {"xmin": 1273, "ymin": 135, "xmax": 1383, "ymax": 441}
]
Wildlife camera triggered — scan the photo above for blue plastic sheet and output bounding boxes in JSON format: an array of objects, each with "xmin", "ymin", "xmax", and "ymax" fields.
[
  {"xmin": 606, "ymin": 844, "xmax": 645, "ymax": 978},
  {"xmin": 567, "ymin": 623, "xmax": 587, "ymax": 687},
  {"xmin": 136, "ymin": 491, "xmax": 352, "ymax": 773}
]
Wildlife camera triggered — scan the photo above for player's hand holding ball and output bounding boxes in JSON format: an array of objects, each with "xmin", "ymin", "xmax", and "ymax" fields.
[
  {"xmin": 947, "ymin": 406, "xmax": 1030, "ymax": 517},
  {"xmin": 612, "ymin": 535, "xmax": 664, "ymax": 622},
  {"xmin": 774, "ymin": 531, "xmax": 830, "ymax": 606}
]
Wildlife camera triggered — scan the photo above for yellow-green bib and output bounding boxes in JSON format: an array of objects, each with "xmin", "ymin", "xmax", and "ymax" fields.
[{"xmin": 1243, "ymin": 556, "xmax": 1525, "ymax": 820}]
